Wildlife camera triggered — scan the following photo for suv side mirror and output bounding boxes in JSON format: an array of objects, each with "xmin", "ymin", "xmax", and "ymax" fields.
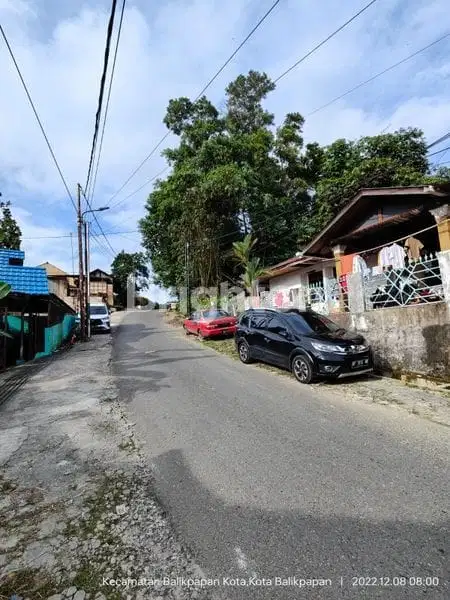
[{"xmin": 280, "ymin": 328, "xmax": 293, "ymax": 340}]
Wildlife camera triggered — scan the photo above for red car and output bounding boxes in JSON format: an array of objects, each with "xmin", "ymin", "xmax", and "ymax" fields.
[{"xmin": 183, "ymin": 309, "xmax": 237, "ymax": 339}]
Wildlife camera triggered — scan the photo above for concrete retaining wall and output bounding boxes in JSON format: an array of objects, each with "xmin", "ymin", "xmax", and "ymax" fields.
[{"xmin": 332, "ymin": 302, "xmax": 450, "ymax": 380}]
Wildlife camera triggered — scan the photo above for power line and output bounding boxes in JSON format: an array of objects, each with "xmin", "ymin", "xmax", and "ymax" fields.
[
  {"xmin": 84, "ymin": 0, "xmax": 118, "ymax": 195},
  {"xmin": 427, "ymin": 131, "xmax": 450, "ymax": 150},
  {"xmin": 107, "ymin": 1, "xmax": 380, "ymax": 209},
  {"xmin": 274, "ymin": 0, "xmax": 379, "ymax": 83},
  {"xmin": 428, "ymin": 144, "xmax": 450, "ymax": 158},
  {"xmin": 22, "ymin": 229, "xmax": 139, "ymax": 240},
  {"xmin": 107, "ymin": 0, "xmax": 282, "ymax": 206},
  {"xmin": 109, "ymin": 166, "xmax": 169, "ymax": 210},
  {"xmin": 89, "ymin": 0, "xmax": 127, "ymax": 204},
  {"xmin": 307, "ymin": 32, "xmax": 450, "ymax": 117},
  {"xmin": 80, "ymin": 186, "xmax": 117, "ymax": 256},
  {"xmin": 0, "ymin": 24, "xmax": 76, "ymax": 212}
]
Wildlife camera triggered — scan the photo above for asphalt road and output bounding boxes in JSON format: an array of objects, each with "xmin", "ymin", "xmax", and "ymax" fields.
[{"xmin": 113, "ymin": 311, "xmax": 449, "ymax": 599}]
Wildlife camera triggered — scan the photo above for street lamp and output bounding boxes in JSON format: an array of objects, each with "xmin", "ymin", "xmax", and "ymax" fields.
[{"xmin": 78, "ymin": 204, "xmax": 110, "ymax": 340}]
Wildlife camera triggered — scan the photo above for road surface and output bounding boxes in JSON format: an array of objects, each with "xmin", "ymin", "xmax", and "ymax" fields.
[{"xmin": 113, "ymin": 310, "xmax": 449, "ymax": 599}]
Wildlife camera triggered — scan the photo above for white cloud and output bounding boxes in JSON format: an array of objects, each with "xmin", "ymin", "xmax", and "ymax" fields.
[{"xmin": 1, "ymin": 0, "xmax": 449, "ymax": 305}]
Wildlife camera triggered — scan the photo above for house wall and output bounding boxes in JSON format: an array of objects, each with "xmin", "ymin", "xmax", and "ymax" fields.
[
  {"xmin": 34, "ymin": 314, "xmax": 76, "ymax": 359},
  {"xmin": 331, "ymin": 303, "xmax": 450, "ymax": 380},
  {"xmin": 268, "ymin": 262, "xmax": 334, "ymax": 292},
  {"xmin": 48, "ymin": 278, "xmax": 77, "ymax": 310},
  {"xmin": 90, "ymin": 280, "xmax": 113, "ymax": 305}
]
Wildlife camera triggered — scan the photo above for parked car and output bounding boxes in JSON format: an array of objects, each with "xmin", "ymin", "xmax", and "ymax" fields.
[
  {"xmin": 183, "ymin": 309, "xmax": 237, "ymax": 339},
  {"xmin": 235, "ymin": 308, "xmax": 373, "ymax": 384},
  {"xmin": 89, "ymin": 303, "xmax": 111, "ymax": 333}
]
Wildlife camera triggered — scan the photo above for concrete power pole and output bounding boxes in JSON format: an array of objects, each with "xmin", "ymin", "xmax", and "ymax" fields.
[
  {"xmin": 77, "ymin": 183, "xmax": 86, "ymax": 341},
  {"xmin": 84, "ymin": 220, "xmax": 91, "ymax": 339},
  {"xmin": 126, "ymin": 273, "xmax": 135, "ymax": 310}
]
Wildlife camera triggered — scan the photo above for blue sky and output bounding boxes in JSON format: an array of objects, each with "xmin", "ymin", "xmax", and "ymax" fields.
[{"xmin": 1, "ymin": 0, "xmax": 450, "ymax": 302}]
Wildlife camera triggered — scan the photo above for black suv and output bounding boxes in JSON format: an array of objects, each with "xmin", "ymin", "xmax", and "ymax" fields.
[{"xmin": 235, "ymin": 308, "xmax": 373, "ymax": 384}]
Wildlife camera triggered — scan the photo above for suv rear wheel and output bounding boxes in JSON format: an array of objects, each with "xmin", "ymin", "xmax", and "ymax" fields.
[
  {"xmin": 292, "ymin": 354, "xmax": 314, "ymax": 384},
  {"xmin": 238, "ymin": 341, "xmax": 252, "ymax": 364}
]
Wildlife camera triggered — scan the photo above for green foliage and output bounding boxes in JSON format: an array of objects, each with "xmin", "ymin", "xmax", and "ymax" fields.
[
  {"xmin": 111, "ymin": 251, "xmax": 149, "ymax": 306},
  {"xmin": 309, "ymin": 128, "xmax": 431, "ymax": 236},
  {"xmin": 135, "ymin": 296, "xmax": 149, "ymax": 307},
  {"xmin": 140, "ymin": 70, "xmax": 448, "ymax": 292},
  {"xmin": 232, "ymin": 234, "xmax": 271, "ymax": 295},
  {"xmin": 0, "ymin": 281, "xmax": 11, "ymax": 299},
  {"xmin": 0, "ymin": 281, "xmax": 13, "ymax": 338},
  {"xmin": 0, "ymin": 198, "xmax": 22, "ymax": 249}
]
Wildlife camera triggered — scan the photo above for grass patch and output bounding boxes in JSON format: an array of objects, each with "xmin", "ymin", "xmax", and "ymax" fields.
[
  {"xmin": 64, "ymin": 474, "xmax": 126, "ymax": 545},
  {"xmin": 164, "ymin": 310, "xmax": 185, "ymax": 328},
  {"xmin": 0, "ymin": 475, "xmax": 16, "ymax": 493},
  {"xmin": 72, "ymin": 562, "xmax": 121, "ymax": 599},
  {"xmin": 0, "ymin": 568, "xmax": 61, "ymax": 600},
  {"xmin": 201, "ymin": 337, "xmax": 237, "ymax": 359},
  {"xmin": 200, "ymin": 337, "xmax": 294, "ymax": 378}
]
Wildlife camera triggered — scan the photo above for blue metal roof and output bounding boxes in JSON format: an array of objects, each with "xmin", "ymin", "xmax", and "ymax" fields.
[
  {"xmin": 0, "ymin": 248, "xmax": 49, "ymax": 295},
  {"xmin": 0, "ymin": 248, "xmax": 24, "ymax": 267}
]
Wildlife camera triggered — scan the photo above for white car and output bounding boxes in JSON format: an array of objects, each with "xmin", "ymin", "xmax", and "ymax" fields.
[{"xmin": 89, "ymin": 303, "xmax": 111, "ymax": 333}]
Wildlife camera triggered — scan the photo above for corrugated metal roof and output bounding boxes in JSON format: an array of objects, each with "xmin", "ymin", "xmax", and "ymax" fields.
[
  {"xmin": 0, "ymin": 249, "xmax": 49, "ymax": 295},
  {"xmin": 0, "ymin": 248, "xmax": 25, "ymax": 266}
]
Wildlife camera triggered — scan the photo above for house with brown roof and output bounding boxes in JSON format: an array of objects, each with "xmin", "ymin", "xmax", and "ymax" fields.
[
  {"xmin": 40, "ymin": 263, "xmax": 114, "ymax": 310},
  {"xmin": 256, "ymin": 184, "xmax": 450, "ymax": 378},
  {"xmin": 259, "ymin": 184, "xmax": 450, "ymax": 311}
]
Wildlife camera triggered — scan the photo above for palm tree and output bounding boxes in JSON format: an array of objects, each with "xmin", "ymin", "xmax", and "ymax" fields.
[
  {"xmin": 232, "ymin": 235, "xmax": 271, "ymax": 296},
  {"xmin": 232, "ymin": 233, "xmax": 258, "ymax": 267}
]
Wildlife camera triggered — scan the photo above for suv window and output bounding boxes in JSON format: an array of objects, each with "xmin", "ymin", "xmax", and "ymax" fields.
[
  {"xmin": 266, "ymin": 315, "xmax": 288, "ymax": 335},
  {"xmin": 239, "ymin": 313, "xmax": 250, "ymax": 327},
  {"xmin": 90, "ymin": 305, "xmax": 108, "ymax": 316},
  {"xmin": 251, "ymin": 313, "xmax": 268, "ymax": 330}
]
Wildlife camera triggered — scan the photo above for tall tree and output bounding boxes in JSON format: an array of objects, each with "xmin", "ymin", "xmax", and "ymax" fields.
[
  {"xmin": 310, "ymin": 128, "xmax": 431, "ymax": 235},
  {"xmin": 111, "ymin": 251, "xmax": 149, "ymax": 307},
  {"xmin": 141, "ymin": 70, "xmax": 449, "ymax": 295},
  {"xmin": 0, "ymin": 196, "xmax": 22, "ymax": 250}
]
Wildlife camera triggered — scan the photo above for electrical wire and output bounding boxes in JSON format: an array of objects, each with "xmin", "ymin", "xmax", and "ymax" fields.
[
  {"xmin": 107, "ymin": 0, "xmax": 282, "ymax": 206},
  {"xmin": 0, "ymin": 24, "xmax": 76, "ymax": 212},
  {"xmin": 109, "ymin": 166, "xmax": 169, "ymax": 210},
  {"xmin": 22, "ymin": 229, "xmax": 140, "ymax": 240},
  {"xmin": 107, "ymin": 1, "xmax": 381, "ymax": 209},
  {"xmin": 84, "ymin": 0, "xmax": 118, "ymax": 195},
  {"xmin": 88, "ymin": 0, "xmax": 127, "ymax": 204},
  {"xmin": 428, "ymin": 144, "xmax": 450, "ymax": 158},
  {"xmin": 427, "ymin": 131, "xmax": 450, "ymax": 150},
  {"xmin": 307, "ymin": 31, "xmax": 450, "ymax": 117},
  {"xmin": 274, "ymin": 0, "xmax": 379, "ymax": 83},
  {"xmin": 80, "ymin": 186, "xmax": 117, "ymax": 256}
]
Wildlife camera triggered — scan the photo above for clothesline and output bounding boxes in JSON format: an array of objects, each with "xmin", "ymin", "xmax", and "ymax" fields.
[{"xmin": 360, "ymin": 223, "xmax": 438, "ymax": 256}]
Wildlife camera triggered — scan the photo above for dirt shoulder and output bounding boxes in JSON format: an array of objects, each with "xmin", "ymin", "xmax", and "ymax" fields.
[
  {"xmin": 164, "ymin": 312, "xmax": 450, "ymax": 428},
  {"xmin": 0, "ymin": 329, "xmax": 216, "ymax": 600}
]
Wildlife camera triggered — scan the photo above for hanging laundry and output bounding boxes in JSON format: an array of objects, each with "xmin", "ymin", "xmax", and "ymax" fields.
[
  {"xmin": 379, "ymin": 243, "xmax": 405, "ymax": 269},
  {"xmin": 340, "ymin": 253, "xmax": 356, "ymax": 276},
  {"xmin": 352, "ymin": 254, "xmax": 369, "ymax": 275},
  {"xmin": 404, "ymin": 236, "xmax": 424, "ymax": 260},
  {"xmin": 274, "ymin": 291, "xmax": 284, "ymax": 307}
]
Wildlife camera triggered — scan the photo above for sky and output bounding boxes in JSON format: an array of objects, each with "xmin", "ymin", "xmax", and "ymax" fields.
[{"xmin": 1, "ymin": 0, "xmax": 450, "ymax": 303}]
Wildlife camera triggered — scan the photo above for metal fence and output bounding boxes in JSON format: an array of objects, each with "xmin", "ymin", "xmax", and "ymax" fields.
[
  {"xmin": 363, "ymin": 254, "xmax": 444, "ymax": 310},
  {"xmin": 258, "ymin": 280, "xmax": 347, "ymax": 315}
]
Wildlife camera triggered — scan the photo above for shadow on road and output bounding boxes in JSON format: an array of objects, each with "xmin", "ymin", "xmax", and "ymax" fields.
[{"xmin": 151, "ymin": 448, "xmax": 449, "ymax": 600}]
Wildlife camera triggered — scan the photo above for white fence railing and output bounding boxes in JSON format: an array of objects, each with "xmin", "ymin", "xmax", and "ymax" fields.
[
  {"xmin": 258, "ymin": 280, "xmax": 345, "ymax": 315},
  {"xmin": 363, "ymin": 254, "xmax": 444, "ymax": 310}
]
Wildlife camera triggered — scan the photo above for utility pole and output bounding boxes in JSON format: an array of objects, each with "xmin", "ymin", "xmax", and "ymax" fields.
[
  {"xmin": 185, "ymin": 240, "xmax": 191, "ymax": 315},
  {"xmin": 84, "ymin": 220, "xmax": 91, "ymax": 339},
  {"xmin": 77, "ymin": 184, "xmax": 86, "ymax": 341}
]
